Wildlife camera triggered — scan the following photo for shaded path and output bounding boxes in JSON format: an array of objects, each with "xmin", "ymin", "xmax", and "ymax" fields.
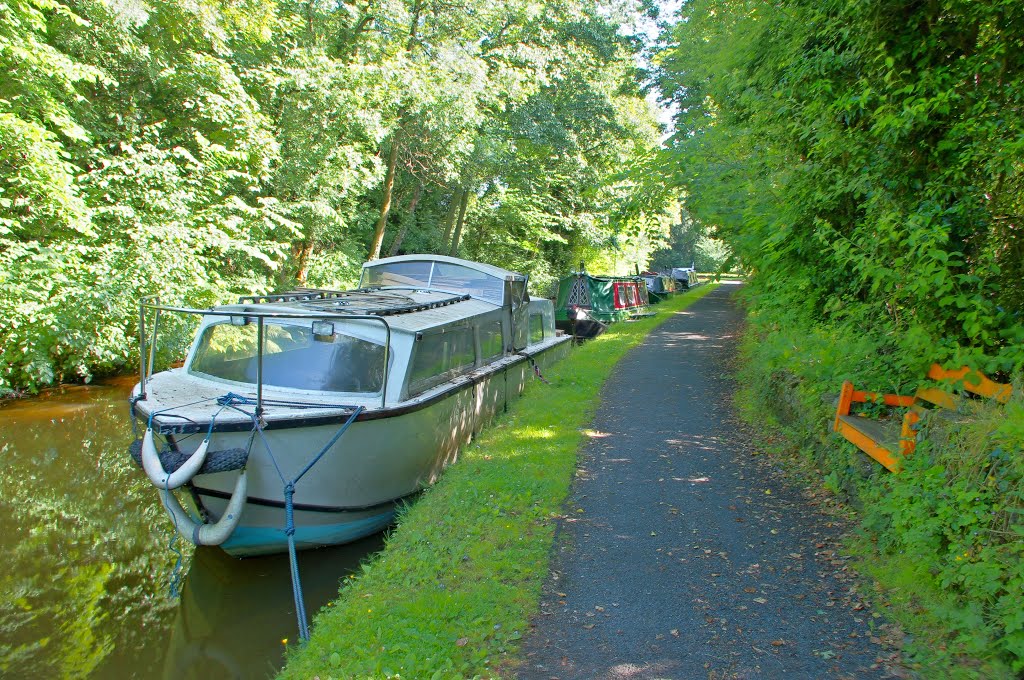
[{"xmin": 518, "ymin": 284, "xmax": 892, "ymax": 680}]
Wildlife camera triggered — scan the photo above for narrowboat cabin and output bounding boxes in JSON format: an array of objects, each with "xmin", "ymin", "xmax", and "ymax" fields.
[
  {"xmin": 671, "ymin": 266, "xmax": 701, "ymax": 289},
  {"xmin": 129, "ymin": 255, "xmax": 571, "ymax": 557},
  {"xmin": 641, "ymin": 272, "xmax": 676, "ymax": 304},
  {"xmin": 554, "ymin": 266, "xmax": 651, "ymax": 339}
]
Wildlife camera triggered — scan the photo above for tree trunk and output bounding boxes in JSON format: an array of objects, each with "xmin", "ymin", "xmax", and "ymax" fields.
[
  {"xmin": 472, "ymin": 212, "xmax": 487, "ymax": 260},
  {"xmin": 368, "ymin": 136, "xmax": 400, "ymax": 261},
  {"xmin": 294, "ymin": 240, "xmax": 315, "ymax": 285},
  {"xmin": 388, "ymin": 183, "xmax": 422, "ymax": 257},
  {"xmin": 441, "ymin": 187, "xmax": 464, "ymax": 249},
  {"xmin": 278, "ymin": 238, "xmax": 314, "ymax": 288},
  {"xmin": 448, "ymin": 188, "xmax": 470, "ymax": 257}
]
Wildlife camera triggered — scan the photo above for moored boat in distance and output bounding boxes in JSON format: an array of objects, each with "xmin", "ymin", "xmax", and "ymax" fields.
[
  {"xmin": 640, "ymin": 272, "xmax": 677, "ymax": 304},
  {"xmin": 129, "ymin": 254, "xmax": 571, "ymax": 557},
  {"xmin": 554, "ymin": 264, "xmax": 651, "ymax": 339},
  {"xmin": 671, "ymin": 266, "xmax": 702, "ymax": 289}
]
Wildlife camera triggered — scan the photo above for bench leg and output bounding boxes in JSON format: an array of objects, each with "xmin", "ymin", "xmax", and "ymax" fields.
[
  {"xmin": 898, "ymin": 410, "xmax": 920, "ymax": 459},
  {"xmin": 834, "ymin": 380, "xmax": 855, "ymax": 432}
]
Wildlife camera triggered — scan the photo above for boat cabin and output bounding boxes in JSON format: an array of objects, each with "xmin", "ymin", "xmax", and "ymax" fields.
[
  {"xmin": 671, "ymin": 267, "xmax": 701, "ymax": 289},
  {"xmin": 641, "ymin": 273, "xmax": 676, "ymax": 303},
  {"xmin": 178, "ymin": 255, "xmax": 557, "ymax": 409}
]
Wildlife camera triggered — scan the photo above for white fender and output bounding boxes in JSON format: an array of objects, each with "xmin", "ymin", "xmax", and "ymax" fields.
[
  {"xmin": 160, "ymin": 471, "xmax": 247, "ymax": 546},
  {"xmin": 142, "ymin": 427, "xmax": 210, "ymax": 489}
]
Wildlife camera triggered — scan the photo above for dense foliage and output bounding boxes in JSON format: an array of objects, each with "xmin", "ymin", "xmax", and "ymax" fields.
[
  {"xmin": 0, "ymin": 0, "xmax": 673, "ymax": 395},
  {"xmin": 656, "ymin": 0, "xmax": 1024, "ymax": 673},
  {"xmin": 657, "ymin": 0, "xmax": 1024, "ymax": 378}
]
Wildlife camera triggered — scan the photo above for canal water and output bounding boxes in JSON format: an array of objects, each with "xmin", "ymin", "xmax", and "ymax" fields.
[{"xmin": 0, "ymin": 379, "xmax": 384, "ymax": 678}]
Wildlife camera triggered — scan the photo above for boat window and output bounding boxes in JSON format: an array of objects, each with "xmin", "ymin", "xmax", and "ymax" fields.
[
  {"xmin": 480, "ymin": 320, "xmax": 504, "ymax": 360},
  {"xmin": 362, "ymin": 260, "xmax": 505, "ymax": 304},
  {"xmin": 408, "ymin": 326, "xmax": 476, "ymax": 395},
  {"xmin": 360, "ymin": 260, "xmax": 433, "ymax": 288},
  {"xmin": 613, "ymin": 282, "xmax": 625, "ymax": 309},
  {"xmin": 189, "ymin": 322, "xmax": 386, "ymax": 393},
  {"xmin": 529, "ymin": 314, "xmax": 544, "ymax": 344},
  {"xmin": 431, "ymin": 263, "xmax": 504, "ymax": 304},
  {"xmin": 566, "ymin": 276, "xmax": 591, "ymax": 307}
]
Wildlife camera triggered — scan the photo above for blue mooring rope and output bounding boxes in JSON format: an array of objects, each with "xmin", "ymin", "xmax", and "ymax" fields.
[
  {"xmin": 284, "ymin": 482, "xmax": 308, "ymax": 640},
  {"xmin": 143, "ymin": 391, "xmax": 363, "ymax": 643},
  {"xmin": 243, "ymin": 399, "xmax": 364, "ymax": 643},
  {"xmin": 167, "ymin": 529, "xmax": 185, "ymax": 598}
]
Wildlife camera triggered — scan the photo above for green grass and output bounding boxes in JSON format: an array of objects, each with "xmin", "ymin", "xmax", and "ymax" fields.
[{"xmin": 278, "ymin": 285, "xmax": 718, "ymax": 679}]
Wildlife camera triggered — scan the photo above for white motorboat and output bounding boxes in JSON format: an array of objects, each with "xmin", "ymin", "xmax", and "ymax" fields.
[{"xmin": 130, "ymin": 255, "xmax": 571, "ymax": 557}]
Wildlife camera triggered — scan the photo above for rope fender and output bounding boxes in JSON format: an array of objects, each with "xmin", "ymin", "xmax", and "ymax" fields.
[
  {"xmin": 160, "ymin": 471, "xmax": 248, "ymax": 546},
  {"xmin": 141, "ymin": 427, "xmax": 209, "ymax": 489}
]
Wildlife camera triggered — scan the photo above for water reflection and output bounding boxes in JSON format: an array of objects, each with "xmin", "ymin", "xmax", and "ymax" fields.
[
  {"xmin": 164, "ymin": 536, "xmax": 384, "ymax": 680},
  {"xmin": 0, "ymin": 380, "xmax": 382, "ymax": 678}
]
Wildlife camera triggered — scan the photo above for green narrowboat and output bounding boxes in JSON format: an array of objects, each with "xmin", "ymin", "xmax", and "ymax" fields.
[{"xmin": 554, "ymin": 267, "xmax": 651, "ymax": 338}]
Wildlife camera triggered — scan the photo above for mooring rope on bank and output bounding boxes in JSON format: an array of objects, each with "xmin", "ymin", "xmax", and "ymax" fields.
[{"xmin": 221, "ymin": 394, "xmax": 364, "ymax": 643}]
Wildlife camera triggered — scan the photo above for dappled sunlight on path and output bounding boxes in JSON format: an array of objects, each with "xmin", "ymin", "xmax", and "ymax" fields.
[{"xmin": 518, "ymin": 285, "xmax": 895, "ymax": 680}]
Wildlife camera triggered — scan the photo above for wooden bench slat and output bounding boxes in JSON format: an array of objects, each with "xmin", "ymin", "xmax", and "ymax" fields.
[{"xmin": 835, "ymin": 415, "xmax": 904, "ymax": 472}]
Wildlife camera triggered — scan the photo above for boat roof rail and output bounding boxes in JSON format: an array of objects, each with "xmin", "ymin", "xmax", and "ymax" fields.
[{"xmin": 235, "ymin": 289, "xmax": 471, "ymax": 317}]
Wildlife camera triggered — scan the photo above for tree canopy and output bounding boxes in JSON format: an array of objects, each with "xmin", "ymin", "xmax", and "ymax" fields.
[{"xmin": 0, "ymin": 0, "xmax": 674, "ymax": 393}]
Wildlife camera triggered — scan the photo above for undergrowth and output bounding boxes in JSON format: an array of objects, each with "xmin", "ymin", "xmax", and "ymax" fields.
[
  {"xmin": 278, "ymin": 285, "xmax": 718, "ymax": 679},
  {"xmin": 736, "ymin": 305, "xmax": 1024, "ymax": 679}
]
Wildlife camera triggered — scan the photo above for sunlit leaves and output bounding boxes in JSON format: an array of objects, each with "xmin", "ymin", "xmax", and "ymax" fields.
[
  {"xmin": 0, "ymin": 0, "xmax": 668, "ymax": 393},
  {"xmin": 656, "ymin": 0, "xmax": 1024, "ymax": 373}
]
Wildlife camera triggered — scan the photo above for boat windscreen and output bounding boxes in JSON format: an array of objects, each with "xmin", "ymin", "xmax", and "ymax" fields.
[
  {"xmin": 362, "ymin": 261, "xmax": 504, "ymax": 304},
  {"xmin": 188, "ymin": 322, "xmax": 387, "ymax": 394}
]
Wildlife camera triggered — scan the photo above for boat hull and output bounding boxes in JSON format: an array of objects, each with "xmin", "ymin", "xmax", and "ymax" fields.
[
  {"xmin": 151, "ymin": 337, "xmax": 571, "ymax": 556},
  {"xmin": 554, "ymin": 316, "xmax": 608, "ymax": 340}
]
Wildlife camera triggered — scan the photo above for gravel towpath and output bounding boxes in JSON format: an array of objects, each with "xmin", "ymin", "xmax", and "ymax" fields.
[{"xmin": 517, "ymin": 284, "xmax": 896, "ymax": 680}]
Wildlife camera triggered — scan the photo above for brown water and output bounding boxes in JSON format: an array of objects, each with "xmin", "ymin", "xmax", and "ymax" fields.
[{"xmin": 0, "ymin": 379, "xmax": 383, "ymax": 678}]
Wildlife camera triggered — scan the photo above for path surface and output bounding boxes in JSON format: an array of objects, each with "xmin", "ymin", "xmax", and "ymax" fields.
[{"xmin": 518, "ymin": 284, "xmax": 894, "ymax": 680}]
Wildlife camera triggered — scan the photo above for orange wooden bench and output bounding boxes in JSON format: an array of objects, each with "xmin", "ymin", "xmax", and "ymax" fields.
[{"xmin": 833, "ymin": 364, "xmax": 1012, "ymax": 472}]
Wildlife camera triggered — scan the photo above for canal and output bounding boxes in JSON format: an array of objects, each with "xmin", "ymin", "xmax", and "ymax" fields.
[{"xmin": 0, "ymin": 378, "xmax": 383, "ymax": 678}]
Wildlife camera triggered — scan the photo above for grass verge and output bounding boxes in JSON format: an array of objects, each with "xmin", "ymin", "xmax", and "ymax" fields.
[{"xmin": 278, "ymin": 284, "xmax": 718, "ymax": 679}]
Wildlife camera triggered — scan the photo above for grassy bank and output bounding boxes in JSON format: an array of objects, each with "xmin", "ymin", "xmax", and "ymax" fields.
[
  {"xmin": 734, "ymin": 316, "xmax": 1024, "ymax": 679},
  {"xmin": 277, "ymin": 285, "xmax": 718, "ymax": 679}
]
